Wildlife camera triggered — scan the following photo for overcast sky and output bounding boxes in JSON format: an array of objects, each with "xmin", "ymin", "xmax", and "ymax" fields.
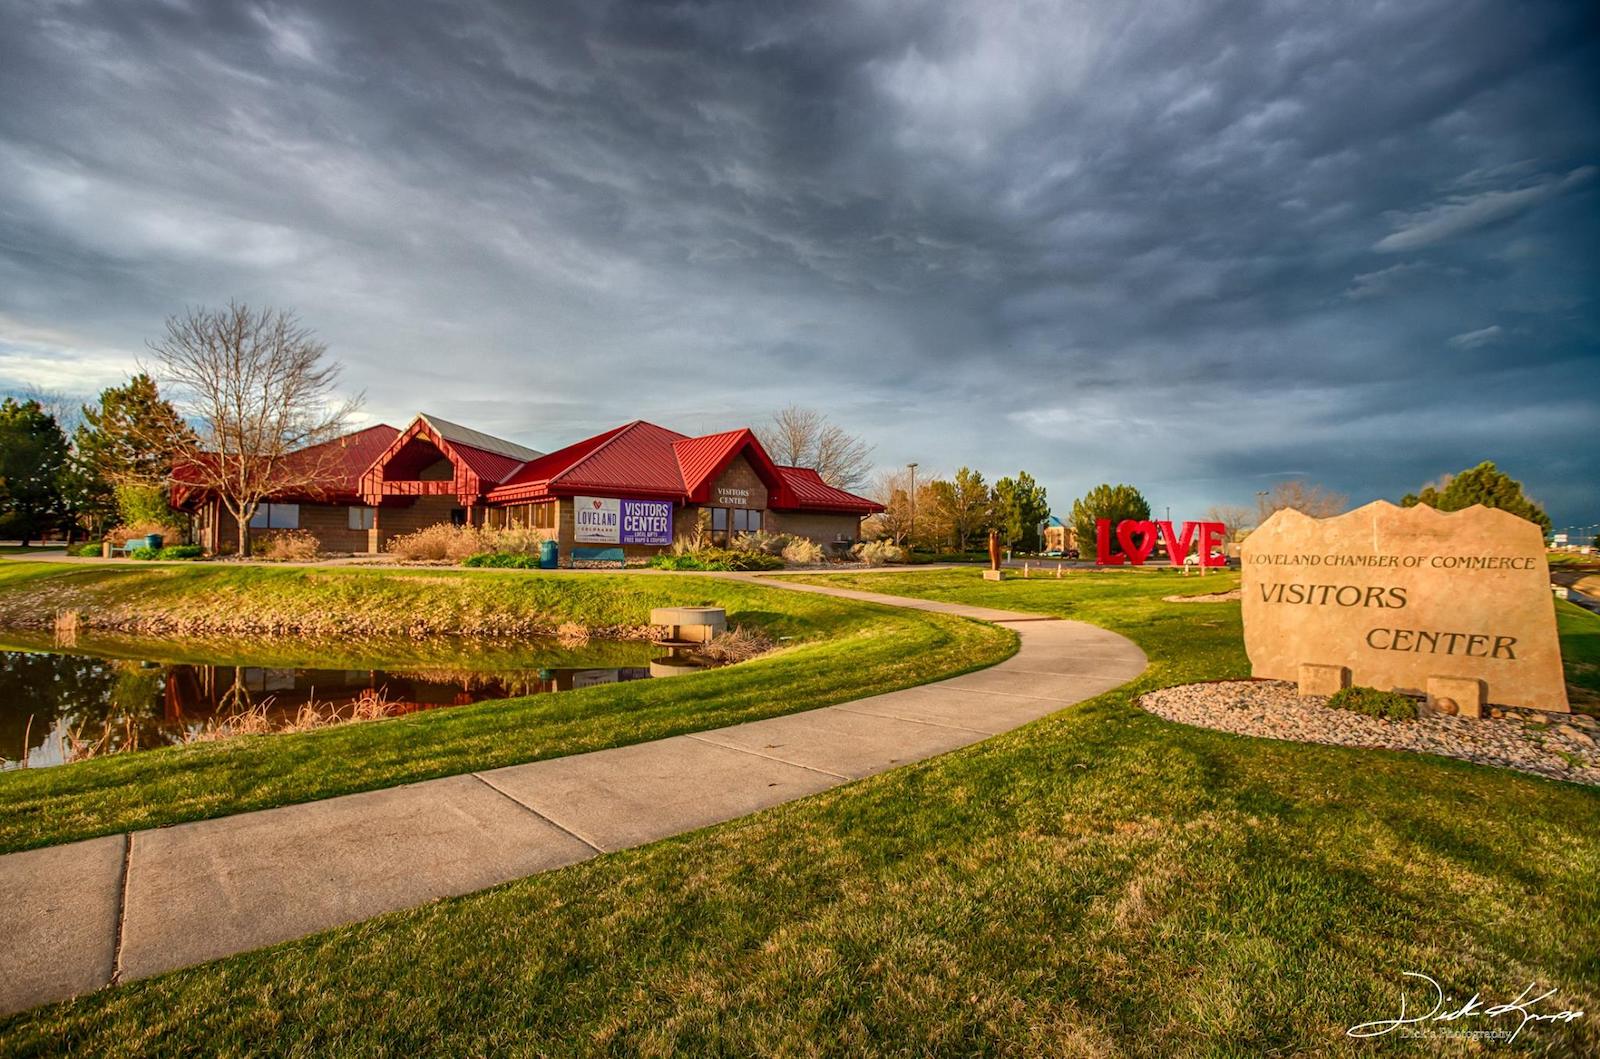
[{"xmin": 1, "ymin": 0, "xmax": 1596, "ymax": 527}]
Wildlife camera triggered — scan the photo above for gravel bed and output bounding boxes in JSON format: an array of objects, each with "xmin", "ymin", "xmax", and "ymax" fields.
[{"xmin": 1139, "ymin": 680, "xmax": 1600, "ymax": 786}]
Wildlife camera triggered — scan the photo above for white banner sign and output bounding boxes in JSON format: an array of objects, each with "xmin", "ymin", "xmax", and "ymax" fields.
[{"xmin": 574, "ymin": 495, "xmax": 620, "ymax": 543}]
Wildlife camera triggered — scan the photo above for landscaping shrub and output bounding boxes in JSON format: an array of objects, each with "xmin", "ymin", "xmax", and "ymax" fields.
[
  {"xmin": 386, "ymin": 523, "xmax": 485, "ymax": 561},
  {"xmin": 723, "ymin": 550, "xmax": 784, "ymax": 572},
  {"xmin": 106, "ymin": 518, "xmax": 184, "ymax": 547},
  {"xmin": 155, "ymin": 545, "xmax": 204, "ymax": 560},
  {"xmin": 780, "ymin": 537, "xmax": 826, "ymax": 565},
  {"xmin": 462, "ymin": 553, "xmax": 542, "ymax": 569},
  {"xmin": 128, "ymin": 546, "xmax": 158, "ymax": 560},
  {"xmin": 73, "ymin": 543, "xmax": 103, "ymax": 557},
  {"xmin": 113, "ymin": 483, "xmax": 172, "ymax": 529},
  {"xmin": 852, "ymin": 539, "xmax": 906, "ymax": 566},
  {"xmin": 645, "ymin": 549, "xmax": 783, "ymax": 572},
  {"xmin": 648, "ymin": 552, "xmax": 705, "ymax": 571},
  {"xmin": 255, "ymin": 530, "xmax": 321, "ymax": 562},
  {"xmin": 1327, "ymin": 685, "xmax": 1417, "ymax": 722},
  {"xmin": 480, "ymin": 526, "xmax": 547, "ymax": 556},
  {"xmin": 731, "ymin": 531, "xmax": 795, "ymax": 557}
]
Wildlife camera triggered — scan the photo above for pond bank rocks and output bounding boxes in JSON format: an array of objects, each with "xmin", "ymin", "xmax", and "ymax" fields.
[{"xmin": 1139, "ymin": 679, "xmax": 1600, "ymax": 786}]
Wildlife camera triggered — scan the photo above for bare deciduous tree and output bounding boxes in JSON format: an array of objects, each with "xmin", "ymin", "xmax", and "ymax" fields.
[
  {"xmin": 146, "ymin": 303, "xmax": 362, "ymax": 556},
  {"xmin": 1203, "ymin": 504, "xmax": 1256, "ymax": 541},
  {"xmin": 760, "ymin": 405, "xmax": 875, "ymax": 491},
  {"xmin": 865, "ymin": 466, "xmax": 915, "ymax": 545},
  {"xmin": 1255, "ymin": 480, "xmax": 1348, "ymax": 523}
]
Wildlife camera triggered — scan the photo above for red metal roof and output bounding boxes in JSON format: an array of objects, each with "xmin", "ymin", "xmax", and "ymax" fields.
[
  {"xmin": 417, "ymin": 414, "xmax": 541, "ymax": 485},
  {"xmin": 488, "ymin": 419, "xmax": 880, "ymax": 514},
  {"xmin": 672, "ymin": 430, "xmax": 753, "ymax": 497},
  {"xmin": 171, "ymin": 423, "xmax": 400, "ymax": 507},
  {"xmin": 776, "ymin": 466, "xmax": 883, "ymax": 513},
  {"xmin": 174, "ymin": 415, "xmax": 881, "ymax": 517},
  {"xmin": 315, "ymin": 424, "xmax": 403, "ymax": 495}
]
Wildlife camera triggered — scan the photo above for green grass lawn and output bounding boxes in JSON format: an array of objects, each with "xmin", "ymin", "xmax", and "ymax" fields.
[
  {"xmin": 0, "ymin": 564, "xmax": 1015, "ymax": 854},
  {"xmin": 1557, "ymin": 599, "xmax": 1600, "ymax": 712},
  {"xmin": 5, "ymin": 568, "xmax": 1596, "ymax": 1055}
]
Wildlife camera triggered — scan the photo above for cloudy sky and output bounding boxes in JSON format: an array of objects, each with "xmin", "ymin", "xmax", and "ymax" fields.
[{"xmin": 1, "ymin": 0, "xmax": 1596, "ymax": 527}]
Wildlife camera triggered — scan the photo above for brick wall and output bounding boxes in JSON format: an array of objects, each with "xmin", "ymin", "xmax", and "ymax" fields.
[
  {"xmin": 766, "ymin": 510, "xmax": 864, "ymax": 546},
  {"xmin": 201, "ymin": 500, "xmax": 370, "ymax": 554},
  {"xmin": 708, "ymin": 455, "xmax": 768, "ymax": 510},
  {"xmin": 372, "ymin": 495, "xmax": 461, "ymax": 552}
]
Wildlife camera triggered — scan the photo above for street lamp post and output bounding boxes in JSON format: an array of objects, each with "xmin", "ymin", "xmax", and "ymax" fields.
[{"xmin": 907, "ymin": 462, "xmax": 919, "ymax": 548}]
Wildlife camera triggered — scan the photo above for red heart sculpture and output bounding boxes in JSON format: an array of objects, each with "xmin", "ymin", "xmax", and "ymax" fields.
[{"xmin": 1116, "ymin": 519, "xmax": 1158, "ymax": 565}]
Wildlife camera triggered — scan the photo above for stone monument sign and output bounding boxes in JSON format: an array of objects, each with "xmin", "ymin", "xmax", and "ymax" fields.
[{"xmin": 1241, "ymin": 501, "xmax": 1568, "ymax": 713}]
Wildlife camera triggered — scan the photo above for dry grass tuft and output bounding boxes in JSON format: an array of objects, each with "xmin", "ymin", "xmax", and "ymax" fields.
[
  {"xmin": 257, "ymin": 530, "xmax": 321, "ymax": 562},
  {"xmin": 386, "ymin": 523, "xmax": 486, "ymax": 561},
  {"xmin": 701, "ymin": 625, "xmax": 775, "ymax": 664},
  {"xmin": 53, "ymin": 609, "xmax": 82, "ymax": 645},
  {"xmin": 557, "ymin": 621, "xmax": 592, "ymax": 647}
]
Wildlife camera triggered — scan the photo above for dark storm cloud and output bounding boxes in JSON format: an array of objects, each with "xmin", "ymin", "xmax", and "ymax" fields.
[{"xmin": 0, "ymin": 0, "xmax": 1596, "ymax": 524}]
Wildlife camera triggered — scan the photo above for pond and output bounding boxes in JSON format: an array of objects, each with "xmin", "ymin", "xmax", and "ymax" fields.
[{"xmin": 0, "ymin": 631, "xmax": 660, "ymax": 770}]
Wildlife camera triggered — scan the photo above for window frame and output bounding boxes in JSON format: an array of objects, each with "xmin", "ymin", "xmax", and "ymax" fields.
[{"xmin": 249, "ymin": 503, "xmax": 301, "ymax": 530}]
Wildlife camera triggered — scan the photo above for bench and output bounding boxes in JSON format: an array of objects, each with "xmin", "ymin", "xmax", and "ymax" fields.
[
  {"xmin": 570, "ymin": 546, "xmax": 626, "ymax": 568},
  {"xmin": 108, "ymin": 538, "xmax": 147, "ymax": 558}
]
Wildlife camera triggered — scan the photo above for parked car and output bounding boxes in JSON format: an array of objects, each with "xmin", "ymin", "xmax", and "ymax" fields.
[{"xmin": 1183, "ymin": 550, "xmax": 1227, "ymax": 567}]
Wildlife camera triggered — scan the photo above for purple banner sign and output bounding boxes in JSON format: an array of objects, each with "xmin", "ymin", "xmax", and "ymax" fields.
[{"xmin": 620, "ymin": 499, "xmax": 673, "ymax": 546}]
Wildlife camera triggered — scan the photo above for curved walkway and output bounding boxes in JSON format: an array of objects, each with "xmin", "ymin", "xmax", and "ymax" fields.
[{"xmin": 0, "ymin": 575, "xmax": 1146, "ymax": 1017}]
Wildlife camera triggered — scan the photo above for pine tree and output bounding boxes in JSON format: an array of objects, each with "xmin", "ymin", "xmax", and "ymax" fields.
[
  {"xmin": 1402, "ymin": 462, "xmax": 1551, "ymax": 533},
  {"xmin": 0, "ymin": 398, "xmax": 69, "ymax": 545},
  {"xmin": 74, "ymin": 373, "xmax": 191, "ymax": 486},
  {"xmin": 1070, "ymin": 483, "xmax": 1151, "ymax": 558}
]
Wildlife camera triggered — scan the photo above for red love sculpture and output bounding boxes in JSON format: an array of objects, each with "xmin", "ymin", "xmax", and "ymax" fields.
[
  {"xmin": 1156, "ymin": 520, "xmax": 1197, "ymax": 562},
  {"xmin": 1098, "ymin": 517, "xmax": 1230, "ymax": 566},
  {"xmin": 1197, "ymin": 521, "xmax": 1227, "ymax": 566},
  {"xmin": 1094, "ymin": 519, "xmax": 1124, "ymax": 564},
  {"xmin": 1115, "ymin": 519, "xmax": 1159, "ymax": 564}
]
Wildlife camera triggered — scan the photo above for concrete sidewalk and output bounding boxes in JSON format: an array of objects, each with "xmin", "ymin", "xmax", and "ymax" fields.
[{"xmin": 0, "ymin": 577, "xmax": 1145, "ymax": 1017}]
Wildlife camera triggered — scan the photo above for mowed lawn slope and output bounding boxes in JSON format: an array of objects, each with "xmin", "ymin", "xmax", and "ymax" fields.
[
  {"xmin": 4, "ymin": 569, "xmax": 1596, "ymax": 1056},
  {"xmin": 0, "ymin": 563, "xmax": 1015, "ymax": 853}
]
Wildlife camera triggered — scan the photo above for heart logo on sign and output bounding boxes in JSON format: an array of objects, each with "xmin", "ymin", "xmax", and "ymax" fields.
[
  {"xmin": 592, "ymin": 499, "xmax": 602, "ymax": 509},
  {"xmin": 1116, "ymin": 519, "xmax": 1158, "ymax": 564}
]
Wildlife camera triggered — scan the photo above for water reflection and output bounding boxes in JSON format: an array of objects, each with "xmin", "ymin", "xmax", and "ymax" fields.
[{"xmin": 0, "ymin": 632, "xmax": 655, "ymax": 769}]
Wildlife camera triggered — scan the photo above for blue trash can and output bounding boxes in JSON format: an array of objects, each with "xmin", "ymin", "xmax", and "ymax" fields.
[
  {"xmin": 539, "ymin": 539, "xmax": 559, "ymax": 569},
  {"xmin": 144, "ymin": 534, "xmax": 164, "ymax": 551}
]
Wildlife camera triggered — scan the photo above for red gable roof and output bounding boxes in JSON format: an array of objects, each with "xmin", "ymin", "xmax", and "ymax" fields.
[
  {"xmin": 488, "ymin": 419, "xmax": 881, "ymax": 514},
  {"xmin": 309, "ymin": 423, "xmax": 403, "ymax": 496},
  {"xmin": 171, "ymin": 423, "xmax": 400, "ymax": 507},
  {"xmin": 492, "ymin": 421, "xmax": 681, "ymax": 502},
  {"xmin": 360, "ymin": 414, "xmax": 544, "ymax": 503},
  {"xmin": 672, "ymin": 428, "xmax": 785, "ymax": 502},
  {"xmin": 776, "ymin": 465, "xmax": 883, "ymax": 514}
]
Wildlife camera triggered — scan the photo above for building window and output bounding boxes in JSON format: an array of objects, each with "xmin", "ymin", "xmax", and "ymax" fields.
[
  {"xmin": 249, "ymin": 503, "xmax": 300, "ymax": 530},
  {"xmin": 502, "ymin": 503, "xmax": 555, "ymax": 529},
  {"xmin": 348, "ymin": 506, "xmax": 376, "ymax": 531},
  {"xmin": 710, "ymin": 507, "xmax": 762, "ymax": 546}
]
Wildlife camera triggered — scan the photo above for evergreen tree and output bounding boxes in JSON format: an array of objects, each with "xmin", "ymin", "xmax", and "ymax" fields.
[
  {"xmin": 75, "ymin": 373, "xmax": 191, "ymax": 485},
  {"xmin": 1401, "ymin": 461, "xmax": 1551, "ymax": 533},
  {"xmin": 1070, "ymin": 483, "xmax": 1151, "ymax": 557},
  {"xmin": 0, "ymin": 398, "xmax": 69, "ymax": 545},
  {"xmin": 993, "ymin": 471, "xmax": 1050, "ymax": 550}
]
